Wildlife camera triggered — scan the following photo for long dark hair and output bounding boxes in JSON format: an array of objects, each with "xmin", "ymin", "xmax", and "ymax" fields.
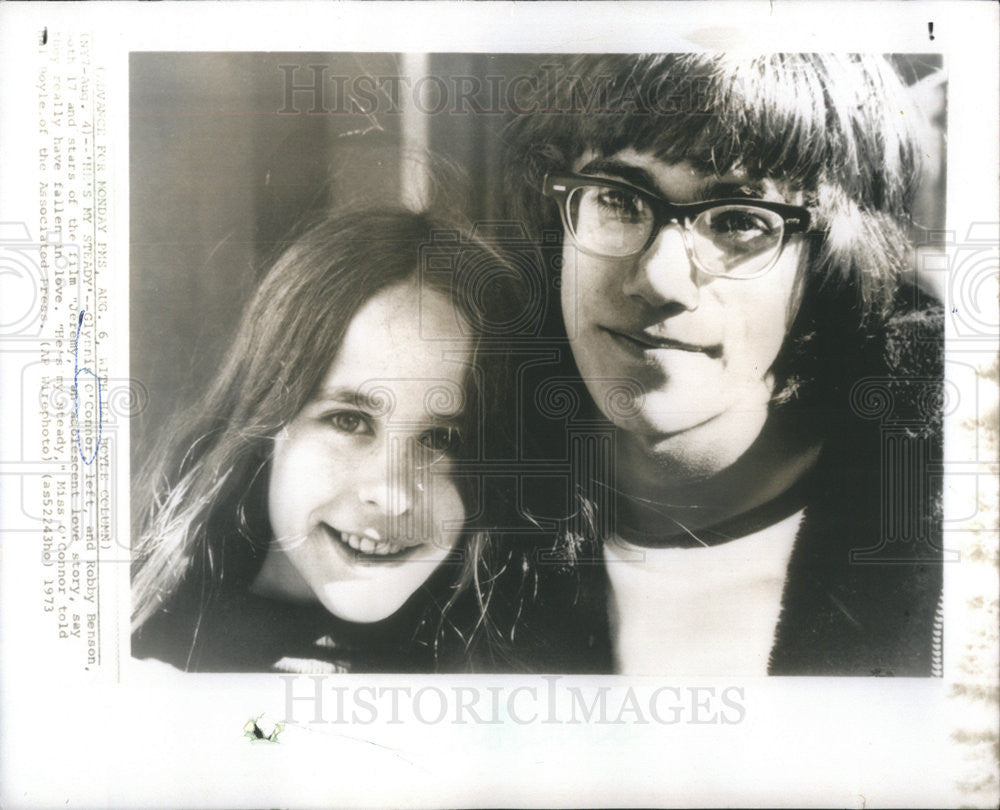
[
  {"xmin": 501, "ymin": 54, "xmax": 928, "ymax": 408},
  {"xmin": 131, "ymin": 207, "xmax": 528, "ymax": 658}
]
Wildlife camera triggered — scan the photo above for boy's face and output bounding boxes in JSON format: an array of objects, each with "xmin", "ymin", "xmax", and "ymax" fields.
[{"xmin": 560, "ymin": 149, "xmax": 809, "ymax": 476}]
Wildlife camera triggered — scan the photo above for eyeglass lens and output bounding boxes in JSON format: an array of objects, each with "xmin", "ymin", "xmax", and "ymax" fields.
[{"xmin": 567, "ymin": 185, "xmax": 786, "ymax": 276}]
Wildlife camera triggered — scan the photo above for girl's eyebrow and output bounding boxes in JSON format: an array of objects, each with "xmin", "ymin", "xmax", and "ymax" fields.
[
  {"xmin": 313, "ymin": 387, "xmax": 466, "ymax": 425},
  {"xmin": 313, "ymin": 387, "xmax": 383, "ymax": 411},
  {"xmin": 426, "ymin": 413, "xmax": 466, "ymax": 431}
]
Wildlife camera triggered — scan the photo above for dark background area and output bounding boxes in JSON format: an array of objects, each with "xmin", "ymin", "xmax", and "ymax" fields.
[
  {"xmin": 130, "ymin": 52, "xmax": 537, "ymax": 453},
  {"xmin": 130, "ymin": 52, "xmax": 946, "ymax": 466}
]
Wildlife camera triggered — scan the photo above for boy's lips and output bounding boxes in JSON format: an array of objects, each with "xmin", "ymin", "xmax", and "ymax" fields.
[{"xmin": 604, "ymin": 327, "xmax": 723, "ymax": 359}]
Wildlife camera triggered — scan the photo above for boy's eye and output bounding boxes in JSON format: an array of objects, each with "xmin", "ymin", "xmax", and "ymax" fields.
[
  {"xmin": 592, "ymin": 187, "xmax": 648, "ymax": 223},
  {"xmin": 707, "ymin": 208, "xmax": 774, "ymax": 238},
  {"xmin": 327, "ymin": 411, "xmax": 373, "ymax": 436},
  {"xmin": 418, "ymin": 426, "xmax": 461, "ymax": 453}
]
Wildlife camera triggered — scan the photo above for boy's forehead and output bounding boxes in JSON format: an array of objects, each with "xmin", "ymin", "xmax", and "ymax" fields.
[{"xmin": 571, "ymin": 148, "xmax": 803, "ymax": 205}]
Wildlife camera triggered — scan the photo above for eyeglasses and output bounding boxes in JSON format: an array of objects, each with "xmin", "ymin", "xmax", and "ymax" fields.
[{"xmin": 543, "ymin": 173, "xmax": 812, "ymax": 279}]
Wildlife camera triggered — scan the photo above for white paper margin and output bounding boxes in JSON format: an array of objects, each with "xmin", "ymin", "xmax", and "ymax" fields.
[{"xmin": 0, "ymin": 2, "xmax": 997, "ymax": 808}]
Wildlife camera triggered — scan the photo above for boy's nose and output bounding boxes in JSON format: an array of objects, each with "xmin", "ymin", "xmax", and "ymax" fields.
[{"xmin": 622, "ymin": 224, "xmax": 701, "ymax": 312}]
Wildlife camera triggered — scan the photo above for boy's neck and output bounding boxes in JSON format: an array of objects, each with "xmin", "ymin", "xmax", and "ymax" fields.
[{"xmin": 615, "ymin": 413, "xmax": 822, "ymax": 537}]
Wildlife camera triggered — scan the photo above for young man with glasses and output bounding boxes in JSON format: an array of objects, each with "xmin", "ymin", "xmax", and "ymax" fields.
[{"xmin": 500, "ymin": 54, "xmax": 944, "ymax": 676}]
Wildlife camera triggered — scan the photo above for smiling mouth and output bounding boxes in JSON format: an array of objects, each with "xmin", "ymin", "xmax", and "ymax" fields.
[
  {"xmin": 324, "ymin": 525, "xmax": 419, "ymax": 561},
  {"xmin": 605, "ymin": 328, "xmax": 723, "ymax": 359}
]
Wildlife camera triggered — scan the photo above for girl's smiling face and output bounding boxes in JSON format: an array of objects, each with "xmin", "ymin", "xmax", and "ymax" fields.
[{"xmin": 256, "ymin": 280, "xmax": 473, "ymax": 623}]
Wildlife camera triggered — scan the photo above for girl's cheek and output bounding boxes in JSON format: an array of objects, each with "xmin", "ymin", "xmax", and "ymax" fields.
[{"xmin": 428, "ymin": 478, "xmax": 468, "ymax": 543}]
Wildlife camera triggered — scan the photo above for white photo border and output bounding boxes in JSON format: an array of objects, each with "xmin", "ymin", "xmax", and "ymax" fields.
[{"xmin": 0, "ymin": 2, "xmax": 997, "ymax": 808}]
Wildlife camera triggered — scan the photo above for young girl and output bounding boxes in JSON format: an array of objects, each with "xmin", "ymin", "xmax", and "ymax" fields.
[{"xmin": 131, "ymin": 208, "xmax": 525, "ymax": 673}]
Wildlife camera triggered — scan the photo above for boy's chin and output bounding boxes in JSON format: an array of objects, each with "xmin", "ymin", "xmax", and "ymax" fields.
[
  {"xmin": 615, "ymin": 403, "xmax": 771, "ymax": 479},
  {"xmin": 607, "ymin": 398, "xmax": 727, "ymax": 439},
  {"xmin": 607, "ymin": 382, "xmax": 771, "ymax": 438}
]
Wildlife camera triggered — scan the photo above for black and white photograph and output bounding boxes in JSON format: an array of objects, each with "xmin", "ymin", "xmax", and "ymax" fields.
[
  {"xmin": 0, "ymin": 3, "xmax": 997, "ymax": 808},
  {"xmin": 130, "ymin": 51, "xmax": 948, "ymax": 677}
]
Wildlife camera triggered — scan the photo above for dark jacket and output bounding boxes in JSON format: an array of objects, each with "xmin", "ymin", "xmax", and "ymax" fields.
[
  {"xmin": 488, "ymin": 294, "xmax": 944, "ymax": 676},
  {"xmin": 132, "ymin": 563, "xmax": 459, "ymax": 673}
]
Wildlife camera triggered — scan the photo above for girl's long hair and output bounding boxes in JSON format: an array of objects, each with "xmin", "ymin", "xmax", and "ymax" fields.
[{"xmin": 132, "ymin": 207, "xmax": 529, "ymax": 659}]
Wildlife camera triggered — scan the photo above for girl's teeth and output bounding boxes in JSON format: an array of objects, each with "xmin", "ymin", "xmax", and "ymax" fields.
[{"xmin": 338, "ymin": 530, "xmax": 405, "ymax": 556}]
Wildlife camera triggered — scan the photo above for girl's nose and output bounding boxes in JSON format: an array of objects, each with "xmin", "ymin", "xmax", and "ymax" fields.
[
  {"xmin": 357, "ymin": 481, "xmax": 412, "ymax": 517},
  {"xmin": 355, "ymin": 439, "xmax": 415, "ymax": 518}
]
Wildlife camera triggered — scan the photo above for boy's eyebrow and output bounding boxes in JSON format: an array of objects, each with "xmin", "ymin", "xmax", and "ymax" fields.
[
  {"xmin": 578, "ymin": 157, "xmax": 768, "ymax": 201},
  {"xmin": 578, "ymin": 157, "xmax": 660, "ymax": 193},
  {"xmin": 705, "ymin": 181, "xmax": 769, "ymax": 199}
]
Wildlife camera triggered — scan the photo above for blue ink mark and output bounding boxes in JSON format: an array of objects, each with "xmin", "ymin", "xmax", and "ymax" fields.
[
  {"xmin": 952, "ymin": 307, "xmax": 958, "ymax": 313},
  {"xmin": 74, "ymin": 310, "xmax": 102, "ymax": 465}
]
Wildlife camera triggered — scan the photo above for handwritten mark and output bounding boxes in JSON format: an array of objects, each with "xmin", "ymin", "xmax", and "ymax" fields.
[
  {"xmin": 39, "ymin": 27, "xmax": 48, "ymax": 46},
  {"xmin": 928, "ymin": 22, "xmax": 934, "ymax": 40},
  {"xmin": 73, "ymin": 310, "xmax": 102, "ymax": 465}
]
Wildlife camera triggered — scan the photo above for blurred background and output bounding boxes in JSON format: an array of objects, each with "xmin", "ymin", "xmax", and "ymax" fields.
[{"xmin": 130, "ymin": 52, "xmax": 946, "ymax": 456}]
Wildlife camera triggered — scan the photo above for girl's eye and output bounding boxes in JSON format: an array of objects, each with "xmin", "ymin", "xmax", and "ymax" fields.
[
  {"xmin": 418, "ymin": 426, "xmax": 461, "ymax": 453},
  {"xmin": 326, "ymin": 411, "xmax": 373, "ymax": 436}
]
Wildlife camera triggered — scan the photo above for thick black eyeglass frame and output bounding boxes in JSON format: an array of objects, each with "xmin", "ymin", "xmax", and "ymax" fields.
[{"xmin": 542, "ymin": 172, "xmax": 812, "ymax": 261}]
